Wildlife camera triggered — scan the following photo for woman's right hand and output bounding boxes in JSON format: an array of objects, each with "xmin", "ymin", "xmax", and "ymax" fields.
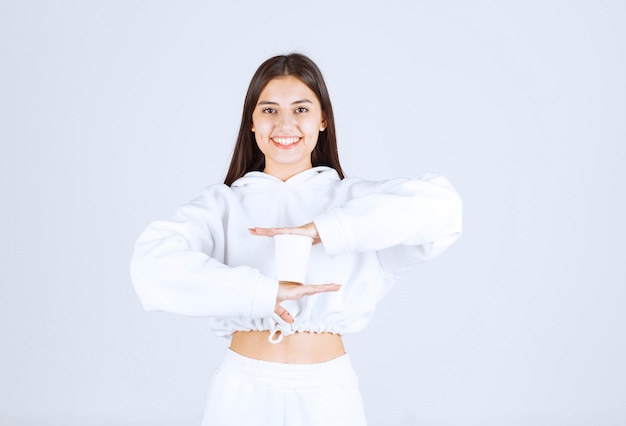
[{"xmin": 274, "ymin": 281, "xmax": 341, "ymax": 323}]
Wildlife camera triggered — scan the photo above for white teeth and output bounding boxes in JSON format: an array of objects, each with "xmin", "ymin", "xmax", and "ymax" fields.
[{"xmin": 273, "ymin": 137, "xmax": 300, "ymax": 145}]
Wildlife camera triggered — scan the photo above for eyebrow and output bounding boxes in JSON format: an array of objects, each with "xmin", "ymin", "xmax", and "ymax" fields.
[{"xmin": 257, "ymin": 99, "xmax": 314, "ymax": 106}]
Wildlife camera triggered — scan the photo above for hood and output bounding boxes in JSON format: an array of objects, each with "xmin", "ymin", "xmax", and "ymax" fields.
[{"xmin": 231, "ymin": 166, "xmax": 340, "ymax": 189}]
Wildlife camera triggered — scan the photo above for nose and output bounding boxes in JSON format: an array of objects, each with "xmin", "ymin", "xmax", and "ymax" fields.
[{"xmin": 278, "ymin": 112, "xmax": 294, "ymax": 131}]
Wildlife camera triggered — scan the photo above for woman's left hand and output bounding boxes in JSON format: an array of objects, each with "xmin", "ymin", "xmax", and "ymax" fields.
[{"xmin": 248, "ymin": 222, "xmax": 321, "ymax": 245}]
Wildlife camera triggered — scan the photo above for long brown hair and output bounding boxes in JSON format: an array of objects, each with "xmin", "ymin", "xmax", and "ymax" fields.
[{"xmin": 224, "ymin": 53, "xmax": 345, "ymax": 186}]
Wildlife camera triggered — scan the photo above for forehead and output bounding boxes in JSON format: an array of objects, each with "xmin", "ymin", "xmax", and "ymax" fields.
[{"xmin": 258, "ymin": 76, "xmax": 319, "ymax": 104}]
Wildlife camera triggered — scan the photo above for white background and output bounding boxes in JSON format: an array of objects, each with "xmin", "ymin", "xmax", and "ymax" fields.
[{"xmin": 1, "ymin": 1, "xmax": 625, "ymax": 425}]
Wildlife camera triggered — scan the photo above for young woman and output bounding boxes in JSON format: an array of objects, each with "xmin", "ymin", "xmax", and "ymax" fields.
[{"xmin": 131, "ymin": 53, "xmax": 462, "ymax": 425}]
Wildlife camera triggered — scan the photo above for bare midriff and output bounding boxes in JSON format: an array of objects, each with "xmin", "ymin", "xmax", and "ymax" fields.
[{"xmin": 230, "ymin": 330, "xmax": 345, "ymax": 364}]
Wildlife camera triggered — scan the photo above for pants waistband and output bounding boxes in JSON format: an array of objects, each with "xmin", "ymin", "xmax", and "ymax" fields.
[{"xmin": 221, "ymin": 348, "xmax": 355, "ymax": 386}]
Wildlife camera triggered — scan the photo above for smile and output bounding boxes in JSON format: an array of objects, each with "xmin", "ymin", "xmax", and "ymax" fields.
[{"xmin": 272, "ymin": 137, "xmax": 301, "ymax": 147}]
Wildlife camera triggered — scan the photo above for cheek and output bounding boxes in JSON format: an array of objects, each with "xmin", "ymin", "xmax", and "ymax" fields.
[
  {"xmin": 304, "ymin": 130, "xmax": 320, "ymax": 149},
  {"xmin": 301, "ymin": 118, "xmax": 321, "ymax": 133},
  {"xmin": 305, "ymin": 124, "xmax": 323, "ymax": 144},
  {"xmin": 252, "ymin": 117, "xmax": 273, "ymax": 135}
]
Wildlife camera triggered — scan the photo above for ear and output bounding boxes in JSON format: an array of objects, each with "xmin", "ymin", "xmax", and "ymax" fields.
[
  {"xmin": 251, "ymin": 123, "xmax": 255, "ymax": 132},
  {"xmin": 320, "ymin": 116, "xmax": 327, "ymax": 132}
]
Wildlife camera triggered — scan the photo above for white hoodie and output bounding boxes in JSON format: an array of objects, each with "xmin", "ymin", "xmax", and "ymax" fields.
[{"xmin": 130, "ymin": 166, "xmax": 462, "ymax": 339}]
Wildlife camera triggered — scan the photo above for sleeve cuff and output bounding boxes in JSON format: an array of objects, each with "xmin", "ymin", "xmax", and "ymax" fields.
[{"xmin": 314, "ymin": 209, "xmax": 350, "ymax": 257}]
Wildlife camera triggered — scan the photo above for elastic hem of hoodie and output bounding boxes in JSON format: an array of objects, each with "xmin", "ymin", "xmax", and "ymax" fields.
[{"xmin": 214, "ymin": 323, "xmax": 345, "ymax": 340}]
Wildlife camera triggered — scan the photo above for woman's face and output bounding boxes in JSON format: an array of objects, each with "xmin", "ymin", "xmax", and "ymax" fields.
[{"xmin": 251, "ymin": 76, "xmax": 326, "ymax": 181}]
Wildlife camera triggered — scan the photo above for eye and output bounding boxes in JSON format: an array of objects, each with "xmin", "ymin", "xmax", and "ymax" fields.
[
  {"xmin": 262, "ymin": 107, "xmax": 276, "ymax": 114},
  {"xmin": 295, "ymin": 107, "xmax": 309, "ymax": 113}
]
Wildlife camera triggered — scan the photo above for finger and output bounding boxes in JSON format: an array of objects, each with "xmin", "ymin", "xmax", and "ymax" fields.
[
  {"xmin": 300, "ymin": 283, "xmax": 342, "ymax": 296},
  {"xmin": 281, "ymin": 283, "xmax": 342, "ymax": 301},
  {"xmin": 274, "ymin": 303, "xmax": 294, "ymax": 324},
  {"xmin": 249, "ymin": 223, "xmax": 318, "ymax": 240},
  {"xmin": 248, "ymin": 227, "xmax": 293, "ymax": 237}
]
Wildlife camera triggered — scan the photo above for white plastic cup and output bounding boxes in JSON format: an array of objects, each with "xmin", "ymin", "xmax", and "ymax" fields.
[{"xmin": 273, "ymin": 234, "xmax": 314, "ymax": 284}]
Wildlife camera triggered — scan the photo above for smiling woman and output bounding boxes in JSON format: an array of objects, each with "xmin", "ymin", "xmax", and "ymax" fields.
[
  {"xmin": 223, "ymin": 53, "xmax": 344, "ymax": 187},
  {"xmin": 251, "ymin": 76, "xmax": 327, "ymax": 181},
  {"xmin": 130, "ymin": 53, "xmax": 463, "ymax": 425}
]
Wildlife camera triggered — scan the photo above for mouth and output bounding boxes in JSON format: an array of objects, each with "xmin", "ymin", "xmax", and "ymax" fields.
[{"xmin": 271, "ymin": 136, "xmax": 301, "ymax": 148}]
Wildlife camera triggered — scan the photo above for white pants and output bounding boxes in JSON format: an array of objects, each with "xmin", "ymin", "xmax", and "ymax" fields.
[{"xmin": 201, "ymin": 349, "xmax": 367, "ymax": 426}]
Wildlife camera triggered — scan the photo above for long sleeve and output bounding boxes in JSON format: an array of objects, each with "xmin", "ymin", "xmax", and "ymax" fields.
[
  {"xmin": 130, "ymin": 193, "xmax": 278, "ymax": 318},
  {"xmin": 313, "ymin": 172, "xmax": 462, "ymax": 274}
]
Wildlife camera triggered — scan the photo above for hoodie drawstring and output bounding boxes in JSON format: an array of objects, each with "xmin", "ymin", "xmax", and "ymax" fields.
[{"xmin": 268, "ymin": 314, "xmax": 296, "ymax": 344}]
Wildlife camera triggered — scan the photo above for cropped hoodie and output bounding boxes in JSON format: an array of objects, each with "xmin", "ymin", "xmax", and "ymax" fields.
[{"xmin": 131, "ymin": 166, "xmax": 462, "ymax": 342}]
